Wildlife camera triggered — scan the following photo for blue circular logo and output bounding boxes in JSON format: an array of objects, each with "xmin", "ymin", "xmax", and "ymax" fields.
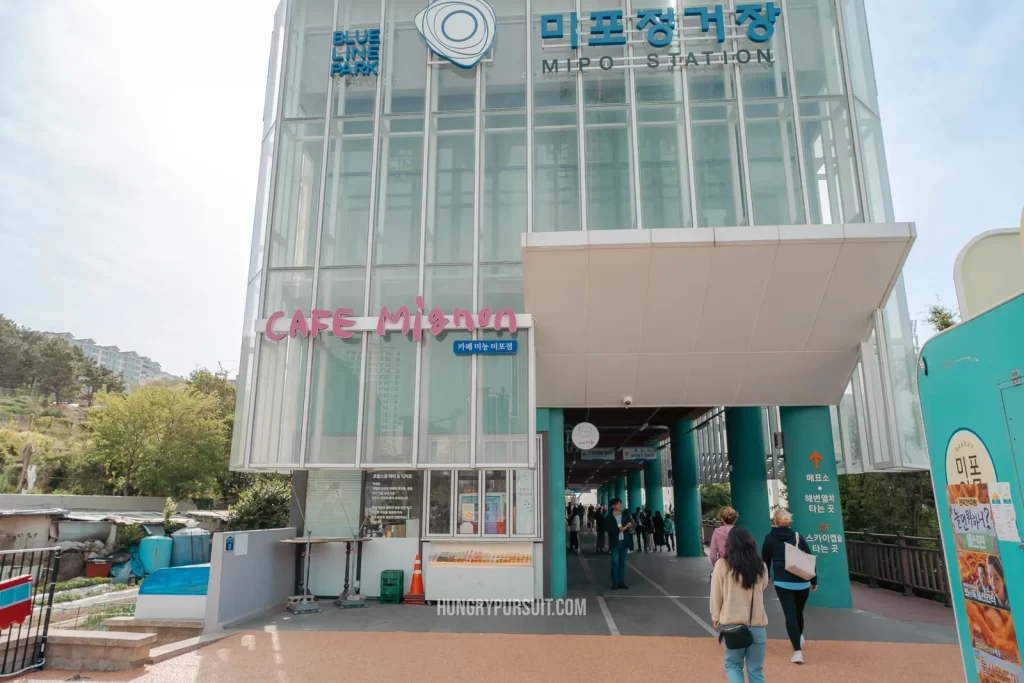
[{"xmin": 415, "ymin": 0, "xmax": 497, "ymax": 69}]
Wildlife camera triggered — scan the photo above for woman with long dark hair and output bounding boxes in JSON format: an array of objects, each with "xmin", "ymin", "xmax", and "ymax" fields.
[{"xmin": 710, "ymin": 526, "xmax": 769, "ymax": 683}]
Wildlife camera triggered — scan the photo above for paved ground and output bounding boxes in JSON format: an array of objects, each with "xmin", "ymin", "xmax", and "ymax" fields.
[
  {"xmin": 18, "ymin": 631, "xmax": 965, "ymax": 683},
  {"xmin": 20, "ymin": 531, "xmax": 963, "ymax": 682}
]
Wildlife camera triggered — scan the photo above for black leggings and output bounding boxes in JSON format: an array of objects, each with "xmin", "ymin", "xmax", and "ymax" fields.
[{"xmin": 775, "ymin": 586, "xmax": 810, "ymax": 651}]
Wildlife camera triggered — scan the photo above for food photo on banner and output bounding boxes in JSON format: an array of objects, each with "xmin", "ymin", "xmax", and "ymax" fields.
[{"xmin": 947, "ymin": 483, "xmax": 1023, "ymax": 682}]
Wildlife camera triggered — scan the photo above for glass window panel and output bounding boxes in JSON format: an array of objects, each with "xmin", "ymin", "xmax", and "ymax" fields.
[
  {"xmin": 456, "ymin": 470, "xmax": 480, "ymax": 535},
  {"xmin": 477, "ymin": 330, "xmax": 529, "ymax": 465},
  {"xmin": 580, "ymin": 0, "xmax": 628, "ymax": 105},
  {"xmin": 331, "ymin": 1, "xmax": 382, "ymax": 116},
  {"xmin": 318, "ymin": 267, "xmax": 366, "ymax": 316},
  {"xmin": 479, "ymin": 265, "xmax": 524, "ymax": 312},
  {"xmin": 484, "ymin": 470, "xmax": 509, "ymax": 535},
  {"xmin": 434, "ymin": 65, "xmax": 476, "ymax": 113},
  {"xmin": 427, "ymin": 134, "xmax": 475, "ymax": 264},
  {"xmin": 269, "ymin": 122, "xmax": 324, "ymax": 268},
  {"xmin": 841, "ymin": 0, "xmax": 880, "ymax": 111},
  {"xmin": 532, "ymin": 0, "xmax": 577, "ymax": 107},
  {"xmin": 306, "ymin": 335, "xmax": 362, "ymax": 465},
  {"xmin": 263, "ymin": 269, "xmax": 313, "ymax": 316},
  {"xmin": 263, "ymin": 2, "xmax": 287, "ymax": 134},
  {"xmin": 249, "ymin": 129, "xmax": 275, "ymax": 281},
  {"xmin": 361, "ymin": 333, "xmax": 416, "ymax": 465},
  {"xmin": 231, "ymin": 274, "xmax": 262, "ymax": 468},
  {"xmin": 738, "ymin": 19, "xmax": 791, "ymax": 99},
  {"xmin": 428, "ymin": 470, "xmax": 453, "ymax": 535},
  {"xmin": 481, "ymin": 129, "xmax": 528, "ymax": 262},
  {"xmin": 534, "ymin": 127, "xmax": 581, "ymax": 231},
  {"xmin": 379, "ymin": 0, "xmax": 427, "ymax": 114},
  {"xmin": 425, "ymin": 265, "xmax": 472, "ymax": 312},
  {"xmin": 250, "ymin": 335, "xmax": 308, "ymax": 467},
  {"xmin": 855, "ymin": 103, "xmax": 893, "ymax": 223},
  {"xmin": 419, "ymin": 332, "xmax": 472, "ymax": 465},
  {"xmin": 635, "ymin": 56, "xmax": 684, "ymax": 104},
  {"xmin": 638, "ymin": 115, "xmax": 690, "ymax": 228},
  {"xmin": 321, "ymin": 125, "xmax": 372, "ymax": 267},
  {"xmin": 484, "ymin": 0, "xmax": 527, "ymax": 110},
  {"xmin": 686, "ymin": 64, "xmax": 736, "ymax": 103},
  {"xmin": 282, "ymin": 0, "xmax": 334, "ymax": 119},
  {"xmin": 585, "ymin": 110, "xmax": 634, "ymax": 230},
  {"xmin": 788, "ymin": 0, "xmax": 845, "ymax": 97},
  {"xmin": 513, "ymin": 470, "xmax": 537, "ymax": 535},
  {"xmin": 370, "ymin": 266, "xmax": 418, "ymax": 314},
  {"xmin": 800, "ymin": 100, "xmax": 860, "ymax": 224},
  {"xmin": 362, "ymin": 471, "xmax": 422, "ymax": 537},
  {"xmin": 691, "ymin": 105, "xmax": 747, "ymax": 227},
  {"xmin": 882, "ymin": 278, "xmax": 928, "ymax": 468},
  {"xmin": 374, "ymin": 129, "xmax": 423, "ymax": 265},
  {"xmin": 744, "ymin": 101, "xmax": 804, "ymax": 226}
]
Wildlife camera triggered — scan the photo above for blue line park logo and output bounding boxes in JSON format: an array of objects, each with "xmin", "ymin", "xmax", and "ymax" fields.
[{"xmin": 415, "ymin": 0, "xmax": 497, "ymax": 69}]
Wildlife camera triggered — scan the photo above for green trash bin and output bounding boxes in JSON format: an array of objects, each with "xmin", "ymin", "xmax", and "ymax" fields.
[{"xmin": 380, "ymin": 569, "xmax": 404, "ymax": 604}]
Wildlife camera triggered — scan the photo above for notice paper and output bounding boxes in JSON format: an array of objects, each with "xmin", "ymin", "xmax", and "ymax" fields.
[
  {"xmin": 234, "ymin": 533, "xmax": 248, "ymax": 556},
  {"xmin": 990, "ymin": 482, "xmax": 1021, "ymax": 543}
]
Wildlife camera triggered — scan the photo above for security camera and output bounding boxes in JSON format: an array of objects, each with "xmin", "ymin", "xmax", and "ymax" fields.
[{"xmin": 623, "ymin": 396, "xmax": 634, "ymax": 407}]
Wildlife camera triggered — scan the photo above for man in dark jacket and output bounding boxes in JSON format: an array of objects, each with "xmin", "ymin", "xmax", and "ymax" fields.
[
  {"xmin": 605, "ymin": 498, "xmax": 633, "ymax": 590},
  {"xmin": 594, "ymin": 505, "xmax": 607, "ymax": 553},
  {"xmin": 761, "ymin": 509, "xmax": 817, "ymax": 664}
]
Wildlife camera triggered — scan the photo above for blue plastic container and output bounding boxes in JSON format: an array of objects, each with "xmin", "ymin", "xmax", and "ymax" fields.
[
  {"xmin": 170, "ymin": 528, "xmax": 212, "ymax": 567},
  {"xmin": 139, "ymin": 536, "xmax": 173, "ymax": 575}
]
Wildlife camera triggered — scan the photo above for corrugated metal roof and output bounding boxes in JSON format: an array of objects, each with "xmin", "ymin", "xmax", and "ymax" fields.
[{"xmin": 0, "ymin": 508, "xmax": 66, "ymax": 518}]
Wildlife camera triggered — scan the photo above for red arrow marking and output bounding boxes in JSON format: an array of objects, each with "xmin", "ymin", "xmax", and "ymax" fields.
[{"xmin": 809, "ymin": 452, "xmax": 823, "ymax": 470}]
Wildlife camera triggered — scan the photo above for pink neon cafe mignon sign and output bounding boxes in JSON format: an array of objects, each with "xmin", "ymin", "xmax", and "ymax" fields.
[{"xmin": 265, "ymin": 297, "xmax": 518, "ymax": 341}]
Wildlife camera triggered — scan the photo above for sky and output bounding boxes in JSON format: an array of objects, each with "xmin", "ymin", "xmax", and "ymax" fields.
[{"xmin": 0, "ymin": 0, "xmax": 1021, "ymax": 377}]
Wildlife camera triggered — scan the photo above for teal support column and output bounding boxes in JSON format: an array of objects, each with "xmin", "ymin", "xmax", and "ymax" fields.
[
  {"xmin": 613, "ymin": 477, "xmax": 626, "ymax": 506},
  {"xmin": 547, "ymin": 409, "xmax": 566, "ymax": 599},
  {"xmin": 725, "ymin": 408, "xmax": 772, "ymax": 546},
  {"xmin": 670, "ymin": 419, "xmax": 703, "ymax": 557},
  {"xmin": 626, "ymin": 470, "xmax": 644, "ymax": 515},
  {"xmin": 780, "ymin": 406, "xmax": 852, "ymax": 609},
  {"xmin": 600, "ymin": 485, "xmax": 609, "ymax": 507},
  {"xmin": 644, "ymin": 453, "xmax": 664, "ymax": 514}
]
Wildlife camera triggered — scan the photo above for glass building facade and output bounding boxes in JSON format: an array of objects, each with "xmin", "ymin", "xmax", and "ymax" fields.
[{"xmin": 232, "ymin": 0, "xmax": 927, "ymax": 562}]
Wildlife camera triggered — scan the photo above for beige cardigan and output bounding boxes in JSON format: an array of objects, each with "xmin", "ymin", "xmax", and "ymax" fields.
[{"xmin": 710, "ymin": 559, "xmax": 770, "ymax": 627}]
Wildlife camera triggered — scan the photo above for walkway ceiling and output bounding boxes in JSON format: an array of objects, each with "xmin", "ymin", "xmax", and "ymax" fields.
[{"xmin": 524, "ymin": 224, "xmax": 915, "ymax": 410}]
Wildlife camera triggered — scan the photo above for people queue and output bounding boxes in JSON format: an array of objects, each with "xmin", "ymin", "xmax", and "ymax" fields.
[{"xmin": 570, "ymin": 500, "xmax": 820, "ymax": 680}]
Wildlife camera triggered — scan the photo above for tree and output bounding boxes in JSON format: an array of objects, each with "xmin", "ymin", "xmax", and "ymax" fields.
[
  {"xmin": 81, "ymin": 358, "xmax": 126, "ymax": 406},
  {"xmin": 228, "ymin": 476, "xmax": 291, "ymax": 531},
  {"xmin": 837, "ymin": 471, "xmax": 938, "ymax": 537},
  {"xmin": 36, "ymin": 338, "xmax": 83, "ymax": 404},
  {"xmin": 699, "ymin": 483, "xmax": 732, "ymax": 519},
  {"xmin": 186, "ymin": 369, "xmax": 236, "ymax": 418},
  {"xmin": 85, "ymin": 385, "xmax": 228, "ymax": 497},
  {"xmin": 927, "ymin": 303, "xmax": 958, "ymax": 332}
]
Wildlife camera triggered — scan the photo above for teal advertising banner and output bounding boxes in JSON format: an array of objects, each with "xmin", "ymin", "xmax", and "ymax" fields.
[{"xmin": 918, "ymin": 293, "xmax": 1024, "ymax": 683}]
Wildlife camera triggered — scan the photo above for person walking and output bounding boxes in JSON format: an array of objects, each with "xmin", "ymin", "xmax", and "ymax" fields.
[
  {"xmin": 595, "ymin": 504, "xmax": 607, "ymax": 553},
  {"xmin": 710, "ymin": 507, "xmax": 739, "ymax": 575},
  {"xmin": 606, "ymin": 498, "xmax": 633, "ymax": 590},
  {"xmin": 761, "ymin": 508, "xmax": 817, "ymax": 664},
  {"xmin": 664, "ymin": 514, "xmax": 676, "ymax": 552},
  {"xmin": 652, "ymin": 510, "xmax": 666, "ymax": 551},
  {"xmin": 633, "ymin": 507, "xmax": 647, "ymax": 552},
  {"xmin": 711, "ymin": 526, "xmax": 769, "ymax": 683},
  {"xmin": 569, "ymin": 512, "xmax": 581, "ymax": 551},
  {"xmin": 644, "ymin": 508, "xmax": 655, "ymax": 550}
]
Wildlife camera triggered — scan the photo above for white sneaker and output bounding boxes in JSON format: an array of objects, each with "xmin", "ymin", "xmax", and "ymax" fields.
[
  {"xmin": 800, "ymin": 634, "xmax": 805, "ymax": 647},
  {"xmin": 791, "ymin": 651, "xmax": 804, "ymax": 665}
]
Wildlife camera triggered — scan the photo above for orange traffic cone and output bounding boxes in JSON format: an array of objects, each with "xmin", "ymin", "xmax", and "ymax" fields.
[{"xmin": 404, "ymin": 554, "xmax": 426, "ymax": 605}]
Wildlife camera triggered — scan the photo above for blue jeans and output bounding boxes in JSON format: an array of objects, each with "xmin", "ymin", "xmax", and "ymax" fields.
[
  {"xmin": 723, "ymin": 626, "xmax": 766, "ymax": 683},
  {"xmin": 609, "ymin": 546, "xmax": 628, "ymax": 586}
]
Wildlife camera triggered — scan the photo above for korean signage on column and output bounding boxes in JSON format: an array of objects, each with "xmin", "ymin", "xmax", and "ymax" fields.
[
  {"xmin": 801, "ymin": 452, "xmax": 844, "ymax": 557},
  {"xmin": 947, "ymin": 483, "xmax": 1022, "ymax": 681}
]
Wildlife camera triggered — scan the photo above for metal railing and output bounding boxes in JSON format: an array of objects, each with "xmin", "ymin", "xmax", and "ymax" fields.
[
  {"xmin": 845, "ymin": 531, "xmax": 950, "ymax": 603},
  {"xmin": 0, "ymin": 548, "xmax": 61, "ymax": 677}
]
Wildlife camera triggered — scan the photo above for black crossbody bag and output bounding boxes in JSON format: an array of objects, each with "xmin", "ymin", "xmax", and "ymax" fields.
[{"xmin": 718, "ymin": 587, "xmax": 755, "ymax": 650}]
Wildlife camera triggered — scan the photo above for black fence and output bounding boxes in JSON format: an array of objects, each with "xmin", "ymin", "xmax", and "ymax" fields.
[
  {"xmin": 0, "ymin": 548, "xmax": 61, "ymax": 677},
  {"xmin": 846, "ymin": 532, "xmax": 950, "ymax": 603}
]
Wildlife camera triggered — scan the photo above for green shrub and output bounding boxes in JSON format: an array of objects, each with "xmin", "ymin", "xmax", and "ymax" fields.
[
  {"xmin": 114, "ymin": 524, "xmax": 146, "ymax": 552},
  {"xmin": 54, "ymin": 577, "xmax": 112, "ymax": 593},
  {"xmin": 229, "ymin": 477, "xmax": 291, "ymax": 531}
]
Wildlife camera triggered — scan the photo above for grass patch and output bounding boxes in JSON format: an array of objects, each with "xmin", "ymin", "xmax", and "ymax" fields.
[
  {"xmin": 54, "ymin": 577, "xmax": 112, "ymax": 593},
  {"xmin": 86, "ymin": 603, "xmax": 136, "ymax": 630},
  {"xmin": 47, "ymin": 583, "xmax": 134, "ymax": 604}
]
